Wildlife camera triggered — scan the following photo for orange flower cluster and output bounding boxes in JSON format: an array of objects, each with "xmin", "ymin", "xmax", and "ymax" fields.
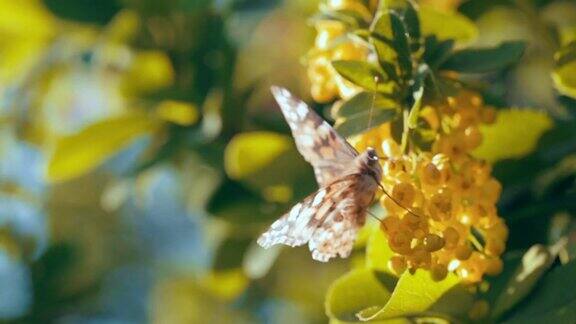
[
  {"xmin": 354, "ymin": 91, "xmax": 507, "ymax": 283},
  {"xmin": 307, "ymin": 0, "xmax": 373, "ymax": 102}
]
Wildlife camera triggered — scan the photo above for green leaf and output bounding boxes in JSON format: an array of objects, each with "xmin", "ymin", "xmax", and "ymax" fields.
[
  {"xmin": 399, "ymin": 1, "xmax": 421, "ymax": 43},
  {"xmin": 326, "ymin": 269, "xmax": 396, "ymax": 322},
  {"xmin": 43, "ymin": 0, "xmax": 121, "ymax": 24},
  {"xmin": 47, "ymin": 114, "xmax": 159, "ymax": 182},
  {"xmin": 419, "ymin": 5, "xmax": 477, "ymax": 44},
  {"xmin": 491, "ymin": 243, "xmax": 563, "ymax": 319},
  {"xmin": 333, "ymin": 92, "xmax": 400, "ymax": 137},
  {"xmin": 423, "ymin": 36, "xmax": 455, "ymax": 69},
  {"xmin": 332, "ymin": 60, "xmax": 392, "ymax": 91},
  {"xmin": 441, "ymin": 41, "xmax": 526, "ymax": 73},
  {"xmin": 224, "ymin": 131, "xmax": 315, "ymax": 198},
  {"xmin": 370, "ymin": 11, "xmax": 412, "ymax": 79},
  {"xmin": 553, "ymin": 60, "xmax": 576, "ymax": 99},
  {"xmin": 365, "ymin": 226, "xmax": 395, "ymax": 272},
  {"xmin": 504, "ymin": 260, "xmax": 576, "ymax": 323},
  {"xmin": 473, "ymin": 109, "xmax": 553, "ymax": 163},
  {"xmin": 534, "ymin": 155, "xmax": 576, "ymax": 198},
  {"xmin": 407, "ymin": 70, "xmax": 426, "ymax": 129},
  {"xmin": 358, "ymin": 270, "xmax": 470, "ymax": 321},
  {"xmin": 224, "ymin": 131, "xmax": 291, "ymax": 179}
]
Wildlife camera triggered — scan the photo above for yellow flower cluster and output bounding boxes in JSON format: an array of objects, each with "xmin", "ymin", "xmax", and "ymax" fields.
[
  {"xmin": 307, "ymin": 0, "xmax": 374, "ymax": 102},
  {"xmin": 355, "ymin": 91, "xmax": 507, "ymax": 283}
]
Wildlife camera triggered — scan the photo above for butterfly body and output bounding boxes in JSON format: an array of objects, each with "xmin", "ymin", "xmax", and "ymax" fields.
[{"xmin": 257, "ymin": 87, "xmax": 382, "ymax": 262}]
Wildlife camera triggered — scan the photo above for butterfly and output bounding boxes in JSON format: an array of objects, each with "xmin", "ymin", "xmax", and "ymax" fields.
[{"xmin": 257, "ymin": 86, "xmax": 383, "ymax": 262}]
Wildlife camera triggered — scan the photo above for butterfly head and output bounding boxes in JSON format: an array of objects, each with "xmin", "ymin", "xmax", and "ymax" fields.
[
  {"xmin": 356, "ymin": 147, "xmax": 382, "ymax": 183},
  {"xmin": 366, "ymin": 147, "xmax": 379, "ymax": 162}
]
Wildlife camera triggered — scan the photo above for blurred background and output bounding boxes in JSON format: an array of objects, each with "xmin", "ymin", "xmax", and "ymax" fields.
[{"xmin": 0, "ymin": 0, "xmax": 575, "ymax": 323}]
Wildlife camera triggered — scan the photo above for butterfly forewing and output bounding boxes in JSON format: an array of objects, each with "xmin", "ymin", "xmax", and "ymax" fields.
[{"xmin": 270, "ymin": 86, "xmax": 358, "ymax": 186}]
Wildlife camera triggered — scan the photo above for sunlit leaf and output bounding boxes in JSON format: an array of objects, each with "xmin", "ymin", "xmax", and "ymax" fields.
[
  {"xmin": 47, "ymin": 114, "xmax": 159, "ymax": 182},
  {"xmin": 224, "ymin": 131, "xmax": 291, "ymax": 180},
  {"xmin": 407, "ymin": 74, "xmax": 425, "ymax": 129},
  {"xmin": 441, "ymin": 41, "xmax": 526, "ymax": 73},
  {"xmin": 418, "ymin": 5, "xmax": 477, "ymax": 44},
  {"xmin": 473, "ymin": 109, "xmax": 553, "ymax": 163},
  {"xmin": 223, "ymin": 131, "xmax": 314, "ymax": 198},
  {"xmin": 122, "ymin": 50, "xmax": 174, "ymax": 94},
  {"xmin": 359, "ymin": 271, "xmax": 465, "ymax": 321},
  {"xmin": 155, "ymin": 100, "xmax": 199, "ymax": 126},
  {"xmin": 552, "ymin": 61, "xmax": 576, "ymax": 99},
  {"xmin": 326, "ymin": 269, "xmax": 395, "ymax": 322},
  {"xmin": 365, "ymin": 227, "xmax": 395, "ymax": 273},
  {"xmin": 200, "ymin": 268, "xmax": 249, "ymax": 301}
]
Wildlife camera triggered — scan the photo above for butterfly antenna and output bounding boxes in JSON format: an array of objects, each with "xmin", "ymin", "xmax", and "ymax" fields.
[
  {"xmin": 367, "ymin": 76, "xmax": 379, "ymax": 131},
  {"xmin": 377, "ymin": 183, "xmax": 424, "ymax": 219},
  {"xmin": 367, "ymin": 209, "xmax": 382, "ymax": 222}
]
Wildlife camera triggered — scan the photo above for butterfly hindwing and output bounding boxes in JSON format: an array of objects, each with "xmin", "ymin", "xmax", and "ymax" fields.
[
  {"xmin": 270, "ymin": 86, "xmax": 358, "ymax": 186},
  {"xmin": 257, "ymin": 177, "xmax": 363, "ymax": 262}
]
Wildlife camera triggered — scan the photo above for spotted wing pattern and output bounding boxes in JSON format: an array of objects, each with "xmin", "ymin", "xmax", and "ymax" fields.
[
  {"xmin": 257, "ymin": 176, "xmax": 363, "ymax": 262},
  {"xmin": 270, "ymin": 86, "xmax": 358, "ymax": 186}
]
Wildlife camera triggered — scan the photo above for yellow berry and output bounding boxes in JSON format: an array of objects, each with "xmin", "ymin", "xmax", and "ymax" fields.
[
  {"xmin": 411, "ymin": 248, "xmax": 432, "ymax": 268},
  {"xmin": 392, "ymin": 182, "xmax": 416, "ymax": 208},
  {"xmin": 455, "ymin": 244, "xmax": 473, "ymax": 260},
  {"xmin": 485, "ymin": 257, "xmax": 503, "ymax": 276},
  {"xmin": 431, "ymin": 263, "xmax": 448, "ymax": 281},
  {"xmin": 428, "ymin": 191, "xmax": 453, "ymax": 221},
  {"xmin": 422, "ymin": 162, "xmax": 441, "ymax": 186},
  {"xmin": 388, "ymin": 255, "xmax": 407, "ymax": 275},
  {"xmin": 463, "ymin": 126, "xmax": 482, "ymax": 150},
  {"xmin": 389, "ymin": 231, "xmax": 412, "ymax": 255},
  {"xmin": 485, "ymin": 238, "xmax": 505, "ymax": 257},
  {"xmin": 380, "ymin": 216, "xmax": 401, "ymax": 233},
  {"xmin": 423, "ymin": 234, "xmax": 445, "ymax": 252},
  {"xmin": 443, "ymin": 227, "xmax": 460, "ymax": 249}
]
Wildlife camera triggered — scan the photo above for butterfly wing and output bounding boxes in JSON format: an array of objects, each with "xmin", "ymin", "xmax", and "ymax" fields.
[
  {"xmin": 257, "ymin": 176, "xmax": 364, "ymax": 262},
  {"xmin": 271, "ymin": 86, "xmax": 358, "ymax": 186}
]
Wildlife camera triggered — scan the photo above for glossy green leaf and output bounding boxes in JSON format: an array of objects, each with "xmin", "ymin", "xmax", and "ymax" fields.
[
  {"xmin": 333, "ymin": 92, "xmax": 400, "ymax": 137},
  {"xmin": 419, "ymin": 5, "xmax": 477, "ymax": 44},
  {"xmin": 332, "ymin": 60, "xmax": 390, "ymax": 91},
  {"xmin": 326, "ymin": 269, "xmax": 396, "ymax": 322},
  {"xmin": 505, "ymin": 260, "xmax": 576, "ymax": 323},
  {"xmin": 358, "ymin": 270, "xmax": 468, "ymax": 321},
  {"xmin": 442, "ymin": 41, "xmax": 526, "ymax": 73},
  {"xmin": 370, "ymin": 11, "xmax": 412, "ymax": 78},
  {"xmin": 473, "ymin": 109, "xmax": 553, "ymax": 163},
  {"xmin": 423, "ymin": 36, "xmax": 455, "ymax": 69}
]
